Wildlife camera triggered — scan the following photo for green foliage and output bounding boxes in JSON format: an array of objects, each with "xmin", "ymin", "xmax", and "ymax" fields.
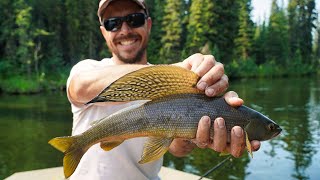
[
  {"xmin": 226, "ymin": 58, "xmax": 258, "ymax": 78},
  {"xmin": 1, "ymin": 76, "xmax": 41, "ymax": 94},
  {"xmin": 0, "ymin": 0, "xmax": 319, "ymax": 94},
  {"xmin": 234, "ymin": 0, "xmax": 254, "ymax": 60},
  {"xmin": 147, "ymin": 0, "xmax": 165, "ymax": 64},
  {"xmin": 184, "ymin": 0, "xmax": 216, "ymax": 55},
  {"xmin": 266, "ymin": 0, "xmax": 289, "ymax": 66},
  {"xmin": 159, "ymin": 0, "xmax": 185, "ymax": 63}
]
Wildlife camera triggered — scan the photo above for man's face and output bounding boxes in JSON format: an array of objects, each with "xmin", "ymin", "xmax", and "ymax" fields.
[{"xmin": 100, "ymin": 0, "xmax": 151, "ymax": 64}]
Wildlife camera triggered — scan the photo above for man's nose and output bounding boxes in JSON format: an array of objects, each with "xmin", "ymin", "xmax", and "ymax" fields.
[{"xmin": 119, "ymin": 22, "xmax": 132, "ymax": 34}]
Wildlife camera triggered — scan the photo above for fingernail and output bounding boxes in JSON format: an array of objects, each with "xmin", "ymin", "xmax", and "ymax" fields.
[
  {"xmin": 197, "ymin": 82, "xmax": 207, "ymax": 91},
  {"xmin": 206, "ymin": 89, "xmax": 216, "ymax": 97},
  {"xmin": 217, "ymin": 118, "xmax": 225, "ymax": 129},
  {"xmin": 233, "ymin": 127, "xmax": 243, "ymax": 137},
  {"xmin": 201, "ymin": 116, "xmax": 210, "ymax": 125}
]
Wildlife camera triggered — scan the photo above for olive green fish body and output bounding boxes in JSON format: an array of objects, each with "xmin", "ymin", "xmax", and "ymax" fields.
[{"xmin": 49, "ymin": 94, "xmax": 281, "ymax": 178}]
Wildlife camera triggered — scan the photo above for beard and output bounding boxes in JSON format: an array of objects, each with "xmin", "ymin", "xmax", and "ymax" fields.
[
  {"xmin": 111, "ymin": 33, "xmax": 148, "ymax": 64},
  {"xmin": 116, "ymin": 45, "xmax": 146, "ymax": 64}
]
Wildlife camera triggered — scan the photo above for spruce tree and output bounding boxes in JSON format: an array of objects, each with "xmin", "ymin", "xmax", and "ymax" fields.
[
  {"xmin": 185, "ymin": 0, "xmax": 215, "ymax": 55},
  {"xmin": 160, "ymin": 0, "xmax": 184, "ymax": 63},
  {"xmin": 233, "ymin": 0, "xmax": 254, "ymax": 60},
  {"xmin": 266, "ymin": 0, "xmax": 289, "ymax": 66}
]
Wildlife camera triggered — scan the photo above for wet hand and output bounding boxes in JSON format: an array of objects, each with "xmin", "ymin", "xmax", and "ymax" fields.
[
  {"xmin": 178, "ymin": 53, "xmax": 229, "ymax": 97},
  {"xmin": 195, "ymin": 91, "xmax": 261, "ymax": 157}
]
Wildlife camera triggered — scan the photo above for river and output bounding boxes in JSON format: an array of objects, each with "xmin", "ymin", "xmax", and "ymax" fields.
[{"xmin": 0, "ymin": 77, "xmax": 319, "ymax": 179}]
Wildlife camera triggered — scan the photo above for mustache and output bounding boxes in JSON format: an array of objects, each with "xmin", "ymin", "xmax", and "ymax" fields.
[{"xmin": 114, "ymin": 33, "xmax": 140, "ymax": 43}]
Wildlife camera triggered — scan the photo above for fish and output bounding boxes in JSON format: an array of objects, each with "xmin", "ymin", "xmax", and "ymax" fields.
[
  {"xmin": 49, "ymin": 93, "xmax": 282, "ymax": 178},
  {"xmin": 86, "ymin": 65, "xmax": 202, "ymax": 104}
]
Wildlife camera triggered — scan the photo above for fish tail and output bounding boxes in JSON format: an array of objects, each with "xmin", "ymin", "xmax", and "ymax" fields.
[
  {"xmin": 49, "ymin": 136, "xmax": 85, "ymax": 178},
  {"xmin": 48, "ymin": 136, "xmax": 75, "ymax": 153}
]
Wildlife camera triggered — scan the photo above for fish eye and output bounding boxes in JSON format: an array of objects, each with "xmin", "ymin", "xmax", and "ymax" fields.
[{"xmin": 268, "ymin": 123, "xmax": 275, "ymax": 131}]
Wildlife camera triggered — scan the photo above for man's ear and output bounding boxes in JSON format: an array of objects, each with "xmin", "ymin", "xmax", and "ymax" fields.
[
  {"xmin": 147, "ymin": 17, "xmax": 152, "ymax": 34},
  {"xmin": 100, "ymin": 26, "xmax": 108, "ymax": 40}
]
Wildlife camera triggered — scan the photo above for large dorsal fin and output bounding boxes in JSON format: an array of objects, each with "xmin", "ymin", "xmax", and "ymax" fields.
[{"xmin": 86, "ymin": 65, "xmax": 202, "ymax": 104}]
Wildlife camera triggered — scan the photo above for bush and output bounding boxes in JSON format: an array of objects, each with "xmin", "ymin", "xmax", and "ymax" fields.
[{"xmin": 1, "ymin": 76, "xmax": 41, "ymax": 94}]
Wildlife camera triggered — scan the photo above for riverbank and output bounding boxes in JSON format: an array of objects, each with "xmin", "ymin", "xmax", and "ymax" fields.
[{"xmin": 0, "ymin": 63, "xmax": 318, "ymax": 94}]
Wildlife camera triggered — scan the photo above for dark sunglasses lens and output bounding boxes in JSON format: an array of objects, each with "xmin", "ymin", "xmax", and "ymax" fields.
[
  {"xmin": 127, "ymin": 13, "xmax": 146, "ymax": 28},
  {"xmin": 104, "ymin": 18, "xmax": 122, "ymax": 31}
]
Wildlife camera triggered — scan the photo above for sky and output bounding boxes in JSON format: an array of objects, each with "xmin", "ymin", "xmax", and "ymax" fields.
[{"xmin": 251, "ymin": 0, "xmax": 320, "ymax": 24}]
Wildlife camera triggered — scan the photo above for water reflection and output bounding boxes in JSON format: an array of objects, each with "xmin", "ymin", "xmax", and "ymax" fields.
[
  {"xmin": 164, "ymin": 78, "xmax": 320, "ymax": 179},
  {"xmin": 0, "ymin": 92, "xmax": 72, "ymax": 179},
  {"xmin": 0, "ymin": 78, "xmax": 319, "ymax": 179}
]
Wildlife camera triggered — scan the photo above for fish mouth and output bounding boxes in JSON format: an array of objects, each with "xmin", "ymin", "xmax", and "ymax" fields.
[{"xmin": 271, "ymin": 127, "xmax": 282, "ymax": 139}]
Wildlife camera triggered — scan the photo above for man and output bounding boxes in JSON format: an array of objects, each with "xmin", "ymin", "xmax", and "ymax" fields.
[{"xmin": 67, "ymin": 0, "xmax": 261, "ymax": 179}]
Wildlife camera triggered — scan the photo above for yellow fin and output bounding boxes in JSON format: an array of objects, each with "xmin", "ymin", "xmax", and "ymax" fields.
[
  {"xmin": 87, "ymin": 65, "xmax": 202, "ymax": 104},
  {"xmin": 245, "ymin": 131, "xmax": 253, "ymax": 158},
  {"xmin": 64, "ymin": 149, "xmax": 84, "ymax": 178},
  {"xmin": 49, "ymin": 136, "xmax": 85, "ymax": 178},
  {"xmin": 100, "ymin": 140, "xmax": 124, "ymax": 151},
  {"xmin": 219, "ymin": 150, "xmax": 230, "ymax": 156},
  {"xmin": 139, "ymin": 137, "xmax": 173, "ymax": 164},
  {"xmin": 48, "ymin": 136, "xmax": 75, "ymax": 153}
]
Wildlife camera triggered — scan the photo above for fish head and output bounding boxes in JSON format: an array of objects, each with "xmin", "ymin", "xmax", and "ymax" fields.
[{"xmin": 243, "ymin": 107, "xmax": 282, "ymax": 141}]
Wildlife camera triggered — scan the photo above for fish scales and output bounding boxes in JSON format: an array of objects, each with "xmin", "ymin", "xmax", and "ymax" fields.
[{"xmin": 49, "ymin": 93, "xmax": 281, "ymax": 178}]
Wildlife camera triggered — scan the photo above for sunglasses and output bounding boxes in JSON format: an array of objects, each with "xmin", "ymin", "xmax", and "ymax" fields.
[{"xmin": 103, "ymin": 13, "xmax": 147, "ymax": 32}]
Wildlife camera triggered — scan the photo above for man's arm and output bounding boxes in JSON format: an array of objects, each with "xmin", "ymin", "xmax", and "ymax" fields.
[{"xmin": 68, "ymin": 61, "xmax": 147, "ymax": 105}]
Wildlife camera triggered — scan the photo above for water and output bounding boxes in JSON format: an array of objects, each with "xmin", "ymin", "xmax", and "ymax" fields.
[{"xmin": 1, "ymin": 77, "xmax": 319, "ymax": 179}]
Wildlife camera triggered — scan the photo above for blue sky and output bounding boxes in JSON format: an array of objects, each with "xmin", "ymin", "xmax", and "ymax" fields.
[{"xmin": 252, "ymin": 0, "xmax": 320, "ymax": 23}]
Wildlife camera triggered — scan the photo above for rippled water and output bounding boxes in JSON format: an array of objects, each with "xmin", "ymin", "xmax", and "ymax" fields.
[{"xmin": 0, "ymin": 77, "xmax": 319, "ymax": 179}]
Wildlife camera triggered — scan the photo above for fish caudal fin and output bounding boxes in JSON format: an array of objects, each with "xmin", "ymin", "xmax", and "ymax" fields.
[
  {"xmin": 63, "ymin": 149, "xmax": 85, "ymax": 178},
  {"xmin": 48, "ymin": 136, "xmax": 75, "ymax": 153},
  {"xmin": 49, "ymin": 136, "xmax": 85, "ymax": 178}
]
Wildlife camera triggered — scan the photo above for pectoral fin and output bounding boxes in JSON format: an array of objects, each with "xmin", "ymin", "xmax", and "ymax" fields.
[
  {"xmin": 139, "ymin": 137, "xmax": 173, "ymax": 164},
  {"xmin": 245, "ymin": 131, "xmax": 253, "ymax": 158},
  {"xmin": 100, "ymin": 140, "xmax": 124, "ymax": 151},
  {"xmin": 219, "ymin": 150, "xmax": 230, "ymax": 156}
]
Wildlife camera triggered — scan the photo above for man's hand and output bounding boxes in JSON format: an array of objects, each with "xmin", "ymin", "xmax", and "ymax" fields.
[
  {"xmin": 169, "ymin": 92, "xmax": 261, "ymax": 157},
  {"xmin": 176, "ymin": 53, "xmax": 228, "ymax": 97},
  {"xmin": 170, "ymin": 52, "xmax": 261, "ymax": 157}
]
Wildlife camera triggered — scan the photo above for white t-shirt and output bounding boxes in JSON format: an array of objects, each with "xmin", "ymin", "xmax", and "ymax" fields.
[{"xmin": 67, "ymin": 58, "xmax": 162, "ymax": 180}]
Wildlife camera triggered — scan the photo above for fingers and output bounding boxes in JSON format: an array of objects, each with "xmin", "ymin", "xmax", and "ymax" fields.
[
  {"xmin": 229, "ymin": 126, "xmax": 245, "ymax": 157},
  {"xmin": 182, "ymin": 53, "xmax": 229, "ymax": 97},
  {"xmin": 196, "ymin": 116, "xmax": 211, "ymax": 148},
  {"xmin": 169, "ymin": 138, "xmax": 197, "ymax": 157},
  {"xmin": 224, "ymin": 91, "xmax": 244, "ymax": 107},
  {"xmin": 195, "ymin": 117, "xmax": 261, "ymax": 158},
  {"xmin": 210, "ymin": 117, "xmax": 227, "ymax": 152},
  {"xmin": 193, "ymin": 55, "xmax": 216, "ymax": 77},
  {"xmin": 250, "ymin": 140, "xmax": 261, "ymax": 151},
  {"xmin": 201, "ymin": 74, "xmax": 228, "ymax": 97}
]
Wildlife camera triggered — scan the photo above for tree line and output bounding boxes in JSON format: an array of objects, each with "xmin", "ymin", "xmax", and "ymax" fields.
[{"xmin": 0, "ymin": 0, "xmax": 319, "ymax": 93}]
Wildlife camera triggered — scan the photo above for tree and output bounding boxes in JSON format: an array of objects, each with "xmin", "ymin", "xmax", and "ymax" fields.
[
  {"xmin": 159, "ymin": 0, "xmax": 185, "ymax": 63},
  {"xmin": 253, "ymin": 21, "xmax": 268, "ymax": 65},
  {"xmin": 184, "ymin": 0, "xmax": 216, "ymax": 55},
  {"xmin": 146, "ymin": 0, "xmax": 165, "ymax": 64},
  {"xmin": 211, "ymin": 0, "xmax": 240, "ymax": 63},
  {"xmin": 288, "ymin": 0, "xmax": 317, "ymax": 63},
  {"xmin": 233, "ymin": 0, "xmax": 254, "ymax": 60},
  {"xmin": 266, "ymin": 0, "xmax": 289, "ymax": 66}
]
